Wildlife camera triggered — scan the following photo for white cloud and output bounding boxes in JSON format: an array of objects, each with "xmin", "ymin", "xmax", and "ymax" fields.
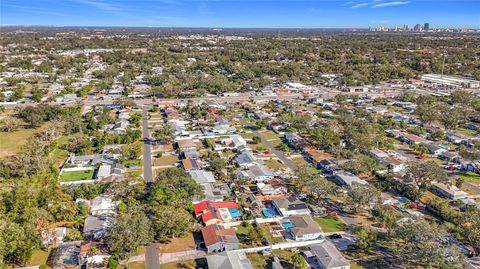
[
  {"xmin": 72, "ymin": 0, "xmax": 123, "ymax": 12},
  {"xmin": 372, "ymin": 1, "xmax": 410, "ymax": 8},
  {"xmin": 350, "ymin": 2, "xmax": 370, "ymax": 8}
]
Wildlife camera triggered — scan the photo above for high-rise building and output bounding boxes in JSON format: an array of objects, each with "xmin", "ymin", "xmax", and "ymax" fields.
[
  {"xmin": 424, "ymin": 23, "xmax": 430, "ymax": 31},
  {"xmin": 414, "ymin": 24, "xmax": 421, "ymax": 31}
]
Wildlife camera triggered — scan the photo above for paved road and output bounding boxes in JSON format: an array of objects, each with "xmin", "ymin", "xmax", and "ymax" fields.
[
  {"xmin": 142, "ymin": 106, "xmax": 154, "ymax": 183},
  {"xmin": 142, "ymin": 106, "xmax": 160, "ymax": 269},
  {"xmin": 239, "ymin": 118, "xmax": 296, "ymax": 170}
]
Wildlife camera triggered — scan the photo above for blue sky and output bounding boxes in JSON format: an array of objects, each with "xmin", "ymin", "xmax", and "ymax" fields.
[{"xmin": 1, "ymin": 0, "xmax": 479, "ymax": 28}]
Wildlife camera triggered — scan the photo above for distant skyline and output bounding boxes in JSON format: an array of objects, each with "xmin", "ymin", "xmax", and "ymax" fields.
[{"xmin": 1, "ymin": 0, "xmax": 479, "ymax": 29}]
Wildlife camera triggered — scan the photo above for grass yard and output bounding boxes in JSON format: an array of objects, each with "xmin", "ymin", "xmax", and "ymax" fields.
[
  {"xmin": 290, "ymin": 157, "xmax": 308, "ymax": 167},
  {"xmin": 264, "ymin": 159, "xmax": 286, "ymax": 171},
  {"xmin": 124, "ymin": 261, "xmax": 145, "ymax": 269},
  {"xmin": 456, "ymin": 127, "xmax": 478, "ymax": 136},
  {"xmin": 153, "ymin": 155, "xmax": 179, "ymax": 167},
  {"xmin": 461, "ymin": 184, "xmax": 480, "ymax": 195},
  {"xmin": 160, "ymin": 260, "xmax": 196, "ymax": 269},
  {"xmin": 0, "ymin": 125, "xmax": 44, "ymax": 158},
  {"xmin": 123, "ymin": 159, "xmax": 143, "ymax": 168},
  {"xmin": 240, "ymin": 132, "xmax": 256, "ymax": 139},
  {"xmin": 247, "ymin": 254, "xmax": 269, "ymax": 269},
  {"xmin": 260, "ymin": 130, "xmax": 281, "ymax": 140},
  {"xmin": 313, "ymin": 216, "xmax": 346, "ymax": 233},
  {"xmin": 157, "ymin": 233, "xmax": 197, "ymax": 253},
  {"xmin": 260, "ymin": 224, "xmax": 283, "ymax": 244},
  {"xmin": 125, "ymin": 170, "xmax": 143, "ymax": 178},
  {"xmin": 457, "ymin": 172, "xmax": 480, "ymax": 183},
  {"xmin": 27, "ymin": 250, "xmax": 52, "ymax": 268},
  {"xmin": 59, "ymin": 169, "xmax": 95, "ymax": 182}
]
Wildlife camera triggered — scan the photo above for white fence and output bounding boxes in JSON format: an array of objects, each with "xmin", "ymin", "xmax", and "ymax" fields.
[{"xmin": 233, "ymin": 239, "xmax": 326, "ymax": 254}]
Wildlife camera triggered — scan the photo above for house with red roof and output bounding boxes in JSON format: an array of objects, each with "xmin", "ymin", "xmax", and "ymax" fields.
[
  {"xmin": 194, "ymin": 201, "xmax": 241, "ymax": 226},
  {"xmin": 201, "ymin": 224, "xmax": 240, "ymax": 253}
]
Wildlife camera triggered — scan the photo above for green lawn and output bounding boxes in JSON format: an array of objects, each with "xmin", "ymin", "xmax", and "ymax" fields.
[
  {"xmin": 456, "ymin": 127, "xmax": 478, "ymax": 136},
  {"xmin": 240, "ymin": 132, "xmax": 257, "ymax": 139},
  {"xmin": 59, "ymin": 169, "xmax": 95, "ymax": 182},
  {"xmin": 313, "ymin": 216, "xmax": 346, "ymax": 233},
  {"xmin": 122, "ymin": 159, "xmax": 143, "ymax": 167},
  {"xmin": 27, "ymin": 249, "xmax": 51, "ymax": 268},
  {"xmin": 125, "ymin": 170, "xmax": 143, "ymax": 178},
  {"xmin": 457, "ymin": 172, "xmax": 480, "ymax": 183},
  {"xmin": 260, "ymin": 130, "xmax": 281, "ymax": 140}
]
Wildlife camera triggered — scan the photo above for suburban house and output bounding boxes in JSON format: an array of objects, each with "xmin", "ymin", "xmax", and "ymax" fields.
[
  {"xmin": 202, "ymin": 183, "xmax": 232, "ymax": 202},
  {"xmin": 201, "ymin": 225, "xmax": 240, "ymax": 253},
  {"xmin": 288, "ymin": 215, "xmax": 323, "ymax": 241},
  {"xmin": 176, "ymin": 138, "xmax": 197, "ymax": 151},
  {"xmin": 319, "ymin": 160, "xmax": 340, "ymax": 175},
  {"xmin": 234, "ymin": 151, "xmax": 260, "ymax": 168},
  {"xmin": 419, "ymin": 142, "xmax": 448, "ymax": 157},
  {"xmin": 206, "ymin": 251, "xmax": 253, "ymax": 269},
  {"xmin": 304, "ymin": 147, "xmax": 333, "ymax": 168},
  {"xmin": 432, "ymin": 182, "xmax": 468, "ymax": 200},
  {"xmin": 271, "ymin": 196, "xmax": 310, "ymax": 216},
  {"xmin": 182, "ymin": 158, "xmax": 203, "ymax": 171},
  {"xmin": 257, "ymin": 180, "xmax": 288, "ymax": 196},
  {"xmin": 41, "ymin": 227, "xmax": 67, "ymax": 248},
  {"xmin": 333, "ymin": 171, "xmax": 368, "ymax": 187},
  {"xmin": 381, "ymin": 157, "xmax": 406, "ymax": 173},
  {"xmin": 90, "ymin": 195, "xmax": 119, "ymax": 216},
  {"xmin": 236, "ymin": 163, "xmax": 274, "ymax": 182},
  {"xmin": 398, "ymin": 132, "xmax": 426, "ymax": 145},
  {"xmin": 83, "ymin": 215, "xmax": 115, "ymax": 240},
  {"xmin": 97, "ymin": 163, "xmax": 125, "ymax": 180},
  {"xmin": 189, "ymin": 170, "xmax": 216, "ymax": 185},
  {"xmin": 194, "ymin": 201, "xmax": 241, "ymax": 225},
  {"xmin": 305, "ymin": 242, "xmax": 351, "ymax": 269},
  {"xmin": 438, "ymin": 152, "xmax": 461, "ymax": 163},
  {"xmin": 284, "ymin": 132, "xmax": 307, "ymax": 150}
]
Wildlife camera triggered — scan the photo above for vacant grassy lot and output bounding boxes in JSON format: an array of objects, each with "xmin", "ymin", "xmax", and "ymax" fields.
[
  {"xmin": 290, "ymin": 157, "xmax": 308, "ymax": 167},
  {"xmin": 264, "ymin": 159, "xmax": 286, "ymax": 171},
  {"xmin": 313, "ymin": 216, "xmax": 346, "ymax": 233},
  {"xmin": 160, "ymin": 260, "xmax": 196, "ymax": 269},
  {"xmin": 153, "ymin": 155, "xmax": 179, "ymax": 167},
  {"xmin": 157, "ymin": 233, "xmax": 197, "ymax": 253},
  {"xmin": 59, "ymin": 169, "xmax": 95, "ymax": 182},
  {"xmin": 0, "ymin": 125, "xmax": 44, "ymax": 158}
]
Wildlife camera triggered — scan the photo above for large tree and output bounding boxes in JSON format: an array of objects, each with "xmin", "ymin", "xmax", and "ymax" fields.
[
  {"xmin": 346, "ymin": 183, "xmax": 380, "ymax": 213},
  {"xmin": 388, "ymin": 219, "xmax": 465, "ymax": 268},
  {"xmin": 106, "ymin": 206, "xmax": 154, "ymax": 256},
  {"xmin": 405, "ymin": 160, "xmax": 449, "ymax": 188}
]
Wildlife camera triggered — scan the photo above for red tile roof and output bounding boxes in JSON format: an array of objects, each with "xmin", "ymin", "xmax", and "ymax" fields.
[{"xmin": 194, "ymin": 201, "xmax": 239, "ymax": 223}]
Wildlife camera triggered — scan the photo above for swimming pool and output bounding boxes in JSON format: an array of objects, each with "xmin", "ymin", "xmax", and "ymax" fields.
[
  {"xmin": 229, "ymin": 208, "xmax": 242, "ymax": 218},
  {"xmin": 262, "ymin": 209, "xmax": 274, "ymax": 218},
  {"xmin": 281, "ymin": 222, "xmax": 295, "ymax": 229}
]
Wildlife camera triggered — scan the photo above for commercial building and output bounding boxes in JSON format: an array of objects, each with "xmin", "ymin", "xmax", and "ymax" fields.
[{"xmin": 421, "ymin": 74, "xmax": 480, "ymax": 89}]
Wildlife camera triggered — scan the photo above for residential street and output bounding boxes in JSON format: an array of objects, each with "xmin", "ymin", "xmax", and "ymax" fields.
[
  {"xmin": 142, "ymin": 106, "xmax": 160, "ymax": 269},
  {"xmin": 239, "ymin": 119, "xmax": 296, "ymax": 170}
]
